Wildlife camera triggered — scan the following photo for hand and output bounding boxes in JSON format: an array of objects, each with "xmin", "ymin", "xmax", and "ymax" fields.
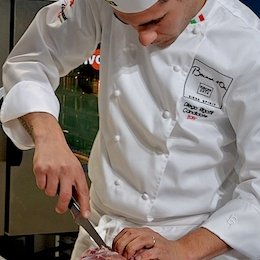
[
  {"xmin": 21, "ymin": 112, "xmax": 90, "ymax": 218},
  {"xmin": 112, "ymin": 227, "xmax": 179, "ymax": 260},
  {"xmin": 113, "ymin": 227, "xmax": 231, "ymax": 260},
  {"xmin": 33, "ymin": 137, "xmax": 90, "ymax": 217}
]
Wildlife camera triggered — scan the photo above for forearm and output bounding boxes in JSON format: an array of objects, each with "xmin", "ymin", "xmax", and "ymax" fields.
[
  {"xmin": 19, "ymin": 112, "xmax": 66, "ymax": 146},
  {"xmin": 175, "ymin": 227, "xmax": 231, "ymax": 260}
]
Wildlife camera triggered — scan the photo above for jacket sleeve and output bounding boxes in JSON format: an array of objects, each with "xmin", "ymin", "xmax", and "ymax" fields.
[
  {"xmin": 0, "ymin": 0, "xmax": 102, "ymax": 149},
  {"xmin": 201, "ymin": 39, "xmax": 260, "ymax": 259}
]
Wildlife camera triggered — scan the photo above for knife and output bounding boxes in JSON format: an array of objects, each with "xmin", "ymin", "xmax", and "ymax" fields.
[{"xmin": 68, "ymin": 196, "xmax": 107, "ymax": 248}]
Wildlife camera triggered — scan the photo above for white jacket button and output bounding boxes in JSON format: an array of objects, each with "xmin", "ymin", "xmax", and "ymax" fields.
[
  {"xmin": 114, "ymin": 180, "xmax": 120, "ymax": 186},
  {"xmin": 162, "ymin": 110, "xmax": 170, "ymax": 119},
  {"xmin": 114, "ymin": 135, "xmax": 121, "ymax": 142},
  {"xmin": 173, "ymin": 65, "xmax": 181, "ymax": 72},
  {"xmin": 192, "ymin": 27, "xmax": 200, "ymax": 35},
  {"xmin": 114, "ymin": 90, "xmax": 121, "ymax": 97},
  {"xmin": 141, "ymin": 193, "xmax": 149, "ymax": 200}
]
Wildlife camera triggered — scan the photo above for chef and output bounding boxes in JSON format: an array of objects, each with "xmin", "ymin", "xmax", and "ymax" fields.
[{"xmin": 1, "ymin": 0, "xmax": 260, "ymax": 259}]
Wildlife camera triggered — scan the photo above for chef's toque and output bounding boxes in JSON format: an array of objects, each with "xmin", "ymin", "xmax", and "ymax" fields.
[{"xmin": 105, "ymin": 0, "xmax": 158, "ymax": 13}]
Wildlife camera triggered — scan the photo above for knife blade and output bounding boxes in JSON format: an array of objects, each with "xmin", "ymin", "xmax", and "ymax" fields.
[{"xmin": 68, "ymin": 197, "xmax": 107, "ymax": 248}]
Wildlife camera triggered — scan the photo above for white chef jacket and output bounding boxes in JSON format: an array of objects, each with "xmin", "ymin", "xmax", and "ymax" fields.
[{"xmin": 1, "ymin": 0, "xmax": 260, "ymax": 258}]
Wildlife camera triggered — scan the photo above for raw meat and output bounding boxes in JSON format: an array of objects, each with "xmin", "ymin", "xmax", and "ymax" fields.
[{"xmin": 81, "ymin": 246, "xmax": 126, "ymax": 260}]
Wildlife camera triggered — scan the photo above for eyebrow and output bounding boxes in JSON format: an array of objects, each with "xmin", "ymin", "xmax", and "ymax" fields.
[{"xmin": 113, "ymin": 12, "xmax": 165, "ymax": 27}]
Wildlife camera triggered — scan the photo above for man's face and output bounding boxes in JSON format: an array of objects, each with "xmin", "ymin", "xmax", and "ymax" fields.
[{"xmin": 113, "ymin": 0, "xmax": 206, "ymax": 48}]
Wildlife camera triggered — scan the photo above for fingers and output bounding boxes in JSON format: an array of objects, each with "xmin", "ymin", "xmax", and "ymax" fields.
[
  {"xmin": 55, "ymin": 178, "xmax": 73, "ymax": 214},
  {"xmin": 33, "ymin": 150, "xmax": 90, "ymax": 217},
  {"xmin": 113, "ymin": 228, "xmax": 138, "ymax": 257},
  {"xmin": 45, "ymin": 174, "xmax": 59, "ymax": 197},
  {"xmin": 54, "ymin": 174, "xmax": 90, "ymax": 217},
  {"xmin": 74, "ymin": 175, "xmax": 91, "ymax": 218},
  {"xmin": 132, "ymin": 247, "xmax": 158, "ymax": 260},
  {"xmin": 113, "ymin": 227, "xmax": 159, "ymax": 259},
  {"xmin": 114, "ymin": 228, "xmax": 177, "ymax": 260},
  {"xmin": 34, "ymin": 167, "xmax": 47, "ymax": 190}
]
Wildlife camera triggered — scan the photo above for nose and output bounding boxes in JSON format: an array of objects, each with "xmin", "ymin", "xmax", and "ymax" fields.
[{"xmin": 138, "ymin": 30, "xmax": 158, "ymax": 46}]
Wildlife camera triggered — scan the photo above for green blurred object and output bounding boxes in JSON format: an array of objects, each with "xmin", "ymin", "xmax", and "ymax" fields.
[{"xmin": 56, "ymin": 65, "xmax": 99, "ymax": 157}]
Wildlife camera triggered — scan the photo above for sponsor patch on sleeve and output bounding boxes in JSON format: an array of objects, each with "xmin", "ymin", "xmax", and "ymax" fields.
[{"xmin": 57, "ymin": 0, "xmax": 75, "ymax": 23}]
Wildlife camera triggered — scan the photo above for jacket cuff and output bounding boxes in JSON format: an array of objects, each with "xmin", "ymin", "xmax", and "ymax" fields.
[
  {"xmin": 0, "ymin": 81, "xmax": 60, "ymax": 150},
  {"xmin": 201, "ymin": 199, "xmax": 260, "ymax": 259}
]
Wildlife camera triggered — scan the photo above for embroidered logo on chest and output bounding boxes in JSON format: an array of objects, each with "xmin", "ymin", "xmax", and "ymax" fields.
[{"xmin": 184, "ymin": 59, "xmax": 233, "ymax": 109}]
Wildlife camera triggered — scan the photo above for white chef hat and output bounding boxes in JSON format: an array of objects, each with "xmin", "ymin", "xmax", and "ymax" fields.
[{"xmin": 105, "ymin": 0, "xmax": 158, "ymax": 13}]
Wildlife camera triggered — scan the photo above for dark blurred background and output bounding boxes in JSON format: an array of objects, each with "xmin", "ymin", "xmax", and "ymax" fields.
[{"xmin": 240, "ymin": 0, "xmax": 260, "ymax": 17}]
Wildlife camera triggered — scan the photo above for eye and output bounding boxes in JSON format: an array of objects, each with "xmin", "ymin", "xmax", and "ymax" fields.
[{"xmin": 139, "ymin": 15, "xmax": 165, "ymax": 28}]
